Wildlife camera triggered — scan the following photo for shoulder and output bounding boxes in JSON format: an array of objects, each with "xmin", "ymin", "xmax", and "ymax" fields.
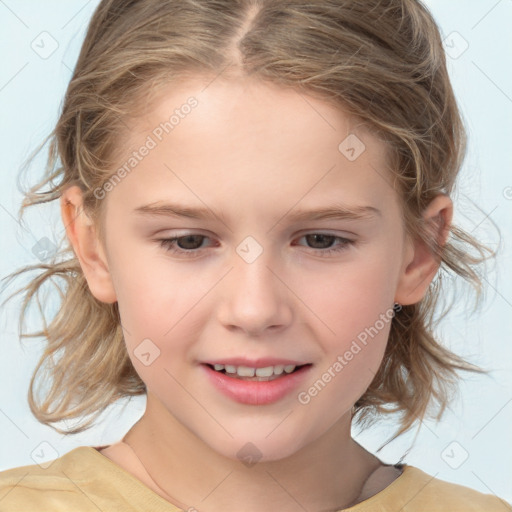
[
  {"xmin": 371, "ymin": 465, "xmax": 512, "ymax": 512},
  {"xmin": 0, "ymin": 447, "xmax": 106, "ymax": 511},
  {"xmin": 0, "ymin": 445, "xmax": 181, "ymax": 512}
]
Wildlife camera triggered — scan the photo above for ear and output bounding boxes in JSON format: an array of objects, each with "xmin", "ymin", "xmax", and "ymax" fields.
[
  {"xmin": 394, "ymin": 193, "xmax": 453, "ymax": 306},
  {"xmin": 60, "ymin": 185, "xmax": 117, "ymax": 304}
]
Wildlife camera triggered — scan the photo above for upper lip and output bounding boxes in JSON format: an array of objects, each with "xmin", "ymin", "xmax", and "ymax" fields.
[{"xmin": 203, "ymin": 358, "xmax": 311, "ymax": 368}]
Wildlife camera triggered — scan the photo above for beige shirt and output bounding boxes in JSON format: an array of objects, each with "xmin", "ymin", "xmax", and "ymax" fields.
[{"xmin": 0, "ymin": 446, "xmax": 509, "ymax": 511}]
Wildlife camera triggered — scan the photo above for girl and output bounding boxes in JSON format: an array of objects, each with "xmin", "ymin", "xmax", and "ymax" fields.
[{"xmin": 0, "ymin": 0, "xmax": 510, "ymax": 510}]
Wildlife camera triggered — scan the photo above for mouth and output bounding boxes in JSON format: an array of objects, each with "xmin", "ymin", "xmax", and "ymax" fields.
[
  {"xmin": 201, "ymin": 361, "xmax": 313, "ymax": 405},
  {"xmin": 203, "ymin": 363, "xmax": 312, "ymax": 382}
]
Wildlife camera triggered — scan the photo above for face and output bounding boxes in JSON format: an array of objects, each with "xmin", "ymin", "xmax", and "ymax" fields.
[{"xmin": 86, "ymin": 76, "xmax": 413, "ymax": 461}]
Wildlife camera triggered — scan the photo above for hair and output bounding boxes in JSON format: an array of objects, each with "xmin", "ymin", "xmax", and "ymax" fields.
[{"xmin": 1, "ymin": 0, "xmax": 499, "ymax": 444}]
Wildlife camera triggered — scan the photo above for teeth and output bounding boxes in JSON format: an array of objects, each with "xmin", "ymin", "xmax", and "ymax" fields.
[
  {"xmin": 237, "ymin": 366, "xmax": 255, "ymax": 377},
  {"xmin": 273, "ymin": 365, "xmax": 284, "ymax": 375},
  {"xmin": 211, "ymin": 363, "xmax": 298, "ymax": 377},
  {"xmin": 255, "ymin": 367, "xmax": 274, "ymax": 377}
]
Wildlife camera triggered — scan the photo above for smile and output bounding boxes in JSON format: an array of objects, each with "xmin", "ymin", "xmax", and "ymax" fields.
[
  {"xmin": 201, "ymin": 363, "xmax": 313, "ymax": 405},
  {"xmin": 210, "ymin": 363, "xmax": 301, "ymax": 380}
]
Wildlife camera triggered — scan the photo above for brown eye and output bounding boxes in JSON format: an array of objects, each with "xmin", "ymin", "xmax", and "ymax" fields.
[
  {"xmin": 158, "ymin": 234, "xmax": 212, "ymax": 256},
  {"xmin": 304, "ymin": 234, "xmax": 337, "ymax": 249},
  {"xmin": 296, "ymin": 233, "xmax": 355, "ymax": 257}
]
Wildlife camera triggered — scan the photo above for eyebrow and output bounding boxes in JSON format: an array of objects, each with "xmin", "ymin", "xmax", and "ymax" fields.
[{"xmin": 133, "ymin": 201, "xmax": 381, "ymax": 224}]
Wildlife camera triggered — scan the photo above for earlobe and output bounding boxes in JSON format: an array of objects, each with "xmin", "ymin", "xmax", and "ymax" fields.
[
  {"xmin": 394, "ymin": 194, "xmax": 453, "ymax": 306},
  {"xmin": 60, "ymin": 185, "xmax": 117, "ymax": 304}
]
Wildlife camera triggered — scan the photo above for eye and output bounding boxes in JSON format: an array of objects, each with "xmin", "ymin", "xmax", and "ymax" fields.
[
  {"xmin": 156, "ymin": 232, "xmax": 355, "ymax": 258},
  {"xmin": 294, "ymin": 233, "xmax": 355, "ymax": 257},
  {"xmin": 158, "ymin": 234, "xmax": 213, "ymax": 257}
]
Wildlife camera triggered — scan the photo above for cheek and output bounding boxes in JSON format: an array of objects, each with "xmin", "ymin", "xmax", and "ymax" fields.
[
  {"xmin": 293, "ymin": 248, "xmax": 398, "ymax": 401},
  {"xmin": 108, "ymin": 237, "xmax": 190, "ymax": 321},
  {"xmin": 298, "ymin": 252, "xmax": 398, "ymax": 338},
  {"xmin": 105, "ymin": 245, "xmax": 176, "ymax": 347},
  {"xmin": 108, "ymin": 247, "xmax": 216, "ymax": 366},
  {"xmin": 295, "ymin": 321, "xmax": 390, "ymax": 439}
]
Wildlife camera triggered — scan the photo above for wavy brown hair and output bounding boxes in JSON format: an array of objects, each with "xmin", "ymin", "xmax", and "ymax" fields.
[{"xmin": 1, "ymin": 0, "xmax": 498, "ymax": 443}]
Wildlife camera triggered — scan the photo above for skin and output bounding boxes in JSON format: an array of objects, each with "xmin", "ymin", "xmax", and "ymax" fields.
[{"xmin": 60, "ymin": 75, "xmax": 453, "ymax": 512}]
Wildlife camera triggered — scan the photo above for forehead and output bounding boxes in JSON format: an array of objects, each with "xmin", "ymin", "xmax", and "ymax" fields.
[
  {"xmin": 126, "ymin": 74, "xmax": 385, "ymax": 158},
  {"xmin": 107, "ymin": 75, "xmax": 399, "ymax": 221}
]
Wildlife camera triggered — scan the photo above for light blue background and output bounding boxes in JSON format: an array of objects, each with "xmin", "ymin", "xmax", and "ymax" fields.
[{"xmin": 0, "ymin": 0, "xmax": 511, "ymax": 503}]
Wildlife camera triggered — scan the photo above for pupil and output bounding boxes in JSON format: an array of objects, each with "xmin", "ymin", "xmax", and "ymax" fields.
[
  {"xmin": 179, "ymin": 235, "xmax": 202, "ymax": 249},
  {"xmin": 307, "ymin": 234, "xmax": 334, "ymax": 249}
]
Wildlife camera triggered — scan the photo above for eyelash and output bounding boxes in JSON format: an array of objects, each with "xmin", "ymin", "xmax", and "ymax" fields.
[{"xmin": 157, "ymin": 233, "xmax": 355, "ymax": 258}]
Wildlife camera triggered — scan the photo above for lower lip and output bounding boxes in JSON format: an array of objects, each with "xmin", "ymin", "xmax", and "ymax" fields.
[{"xmin": 201, "ymin": 364, "xmax": 312, "ymax": 405}]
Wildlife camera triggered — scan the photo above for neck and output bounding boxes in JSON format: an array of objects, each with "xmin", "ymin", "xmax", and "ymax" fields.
[{"xmin": 121, "ymin": 392, "xmax": 382, "ymax": 512}]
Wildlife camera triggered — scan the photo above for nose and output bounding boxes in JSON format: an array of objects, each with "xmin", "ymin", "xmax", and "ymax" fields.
[{"xmin": 216, "ymin": 242, "xmax": 293, "ymax": 337}]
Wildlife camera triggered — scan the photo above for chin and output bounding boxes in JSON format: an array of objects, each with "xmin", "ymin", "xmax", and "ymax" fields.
[{"xmin": 204, "ymin": 430, "xmax": 309, "ymax": 466}]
